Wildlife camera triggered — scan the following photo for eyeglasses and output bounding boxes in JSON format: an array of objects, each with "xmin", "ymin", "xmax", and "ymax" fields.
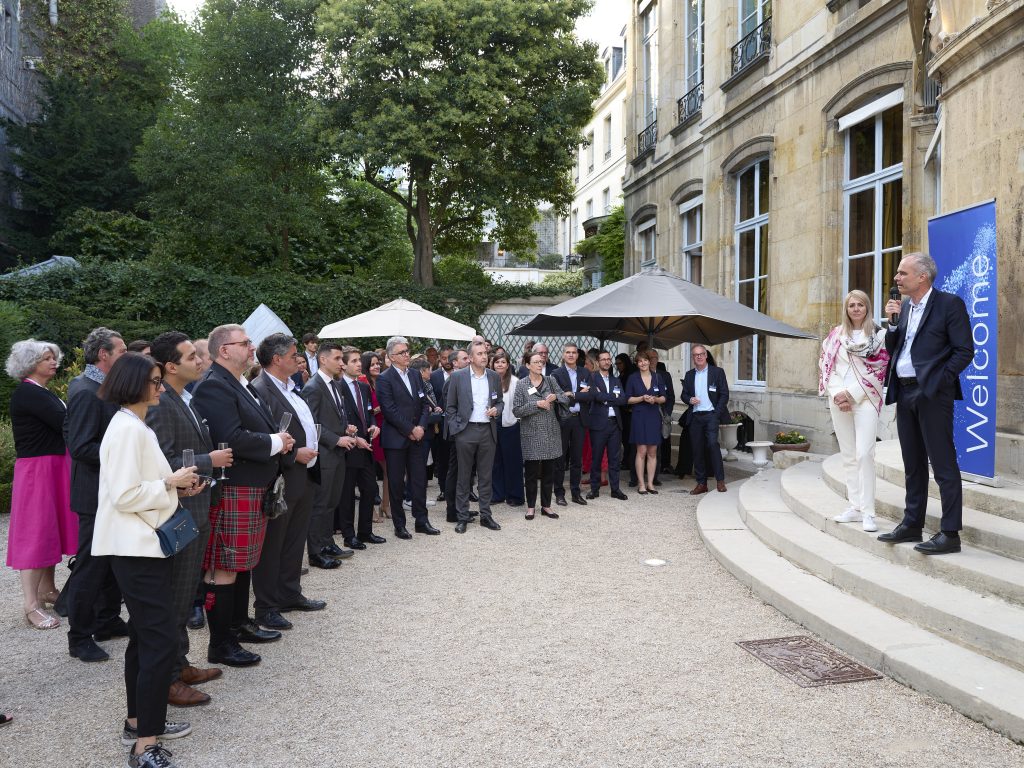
[
  {"xmin": 224, "ymin": 339, "xmax": 254, "ymax": 348},
  {"xmin": 391, "ymin": 349, "xmax": 410, "ymax": 356},
  {"xmin": 149, "ymin": 377, "xmax": 164, "ymax": 388},
  {"xmin": 692, "ymin": 353, "xmax": 707, "ymax": 358}
]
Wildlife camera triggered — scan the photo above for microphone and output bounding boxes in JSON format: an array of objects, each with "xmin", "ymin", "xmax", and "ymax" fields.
[{"xmin": 889, "ymin": 285, "xmax": 900, "ymax": 326}]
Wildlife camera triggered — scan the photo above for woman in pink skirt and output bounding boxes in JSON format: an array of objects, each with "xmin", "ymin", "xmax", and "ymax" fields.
[{"xmin": 6, "ymin": 339, "xmax": 77, "ymax": 629}]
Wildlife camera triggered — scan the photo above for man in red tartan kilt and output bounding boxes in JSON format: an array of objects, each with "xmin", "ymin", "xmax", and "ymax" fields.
[{"xmin": 192, "ymin": 324, "xmax": 295, "ymax": 667}]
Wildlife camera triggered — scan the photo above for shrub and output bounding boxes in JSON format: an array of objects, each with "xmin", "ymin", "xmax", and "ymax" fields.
[
  {"xmin": 434, "ymin": 254, "xmax": 492, "ymax": 288},
  {"xmin": 0, "ymin": 301, "xmax": 30, "ymax": 419},
  {"xmin": 0, "ymin": 418, "xmax": 12, "ymax": 513}
]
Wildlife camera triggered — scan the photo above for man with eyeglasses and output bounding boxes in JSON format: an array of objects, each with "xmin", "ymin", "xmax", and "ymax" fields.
[
  {"xmin": 680, "ymin": 345, "xmax": 729, "ymax": 494},
  {"xmin": 374, "ymin": 336, "xmax": 440, "ymax": 539},
  {"xmin": 191, "ymin": 324, "xmax": 296, "ymax": 667}
]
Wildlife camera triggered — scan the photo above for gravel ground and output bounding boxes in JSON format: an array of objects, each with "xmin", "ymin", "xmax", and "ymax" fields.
[{"xmin": 1, "ymin": 469, "xmax": 1022, "ymax": 768}]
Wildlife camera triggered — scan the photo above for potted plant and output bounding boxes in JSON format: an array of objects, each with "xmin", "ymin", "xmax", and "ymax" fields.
[
  {"xmin": 718, "ymin": 412, "xmax": 745, "ymax": 462},
  {"xmin": 771, "ymin": 429, "xmax": 810, "ymax": 453}
]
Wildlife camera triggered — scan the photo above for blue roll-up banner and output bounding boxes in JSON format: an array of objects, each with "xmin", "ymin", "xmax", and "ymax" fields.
[{"xmin": 928, "ymin": 199, "xmax": 998, "ymax": 480}]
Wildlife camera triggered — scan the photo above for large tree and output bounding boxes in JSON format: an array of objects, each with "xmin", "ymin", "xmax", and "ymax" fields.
[{"xmin": 318, "ymin": 0, "xmax": 604, "ymax": 286}]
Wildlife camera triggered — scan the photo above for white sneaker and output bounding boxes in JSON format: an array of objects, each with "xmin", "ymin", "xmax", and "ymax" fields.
[
  {"xmin": 833, "ymin": 507, "xmax": 862, "ymax": 523},
  {"xmin": 862, "ymin": 514, "xmax": 878, "ymax": 532}
]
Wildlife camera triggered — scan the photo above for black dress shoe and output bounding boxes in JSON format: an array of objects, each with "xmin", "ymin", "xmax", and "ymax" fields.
[
  {"xmin": 436, "ymin": 492, "xmax": 445, "ymax": 502},
  {"xmin": 94, "ymin": 618, "xmax": 130, "ymax": 641},
  {"xmin": 344, "ymin": 537, "xmax": 367, "ymax": 550},
  {"xmin": 257, "ymin": 611, "xmax": 293, "ymax": 630},
  {"xmin": 454, "ymin": 522, "xmax": 468, "ymax": 534},
  {"xmin": 479, "ymin": 517, "xmax": 501, "ymax": 531},
  {"xmin": 914, "ymin": 532, "xmax": 961, "ymax": 555},
  {"xmin": 414, "ymin": 522, "xmax": 441, "ymax": 535},
  {"xmin": 208, "ymin": 641, "xmax": 261, "ymax": 667},
  {"xmin": 586, "ymin": 491, "xmax": 600, "ymax": 499},
  {"xmin": 281, "ymin": 596, "xmax": 326, "ymax": 612},
  {"xmin": 395, "ymin": 528, "xmax": 412, "ymax": 539},
  {"xmin": 361, "ymin": 533, "xmax": 387, "ymax": 544},
  {"xmin": 571, "ymin": 493, "xmax": 588, "ymax": 505},
  {"xmin": 541, "ymin": 509, "xmax": 559, "ymax": 519},
  {"xmin": 69, "ymin": 638, "xmax": 110, "ymax": 663},
  {"xmin": 611, "ymin": 489, "xmax": 628, "ymax": 500},
  {"xmin": 232, "ymin": 620, "xmax": 281, "ymax": 644},
  {"xmin": 373, "ymin": 494, "xmax": 382, "ymax": 505},
  {"xmin": 877, "ymin": 523, "xmax": 924, "ymax": 544},
  {"xmin": 322, "ymin": 543, "xmax": 354, "ymax": 559},
  {"xmin": 555, "ymin": 496, "xmax": 568, "ymax": 507},
  {"xmin": 187, "ymin": 605, "xmax": 206, "ymax": 630},
  {"xmin": 309, "ymin": 553, "xmax": 341, "ymax": 569}
]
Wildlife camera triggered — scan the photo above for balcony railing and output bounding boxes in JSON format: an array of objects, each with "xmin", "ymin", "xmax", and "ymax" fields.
[
  {"xmin": 731, "ymin": 17, "xmax": 772, "ymax": 76},
  {"xmin": 677, "ymin": 81, "xmax": 704, "ymax": 125},
  {"xmin": 637, "ymin": 120, "xmax": 657, "ymax": 157},
  {"xmin": 923, "ymin": 76, "xmax": 941, "ymax": 111}
]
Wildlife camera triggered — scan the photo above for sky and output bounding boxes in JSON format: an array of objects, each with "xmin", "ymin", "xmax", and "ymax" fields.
[{"xmin": 166, "ymin": 0, "xmax": 623, "ymax": 44}]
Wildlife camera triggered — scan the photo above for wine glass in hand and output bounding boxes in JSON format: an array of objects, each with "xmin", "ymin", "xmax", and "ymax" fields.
[{"xmin": 217, "ymin": 443, "xmax": 230, "ymax": 480}]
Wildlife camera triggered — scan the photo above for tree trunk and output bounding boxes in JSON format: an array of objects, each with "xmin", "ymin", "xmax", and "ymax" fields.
[{"xmin": 411, "ymin": 177, "xmax": 434, "ymax": 286}]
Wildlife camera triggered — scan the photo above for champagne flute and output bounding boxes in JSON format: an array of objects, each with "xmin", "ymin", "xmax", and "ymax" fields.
[
  {"xmin": 278, "ymin": 412, "xmax": 292, "ymax": 433},
  {"xmin": 182, "ymin": 448, "xmax": 195, "ymax": 470},
  {"xmin": 315, "ymin": 423, "xmax": 322, "ymax": 443},
  {"xmin": 217, "ymin": 442, "xmax": 229, "ymax": 480}
]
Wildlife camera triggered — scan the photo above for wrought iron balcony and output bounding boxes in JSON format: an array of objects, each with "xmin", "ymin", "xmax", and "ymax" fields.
[
  {"xmin": 677, "ymin": 81, "xmax": 704, "ymax": 125},
  {"xmin": 923, "ymin": 76, "xmax": 941, "ymax": 111},
  {"xmin": 637, "ymin": 120, "xmax": 657, "ymax": 157},
  {"xmin": 731, "ymin": 17, "xmax": 772, "ymax": 76}
]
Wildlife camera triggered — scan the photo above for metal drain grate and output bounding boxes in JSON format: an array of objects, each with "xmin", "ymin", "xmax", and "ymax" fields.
[{"xmin": 736, "ymin": 635, "xmax": 881, "ymax": 688}]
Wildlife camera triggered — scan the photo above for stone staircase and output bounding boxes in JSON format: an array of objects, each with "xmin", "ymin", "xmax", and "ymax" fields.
[{"xmin": 697, "ymin": 440, "xmax": 1024, "ymax": 744}]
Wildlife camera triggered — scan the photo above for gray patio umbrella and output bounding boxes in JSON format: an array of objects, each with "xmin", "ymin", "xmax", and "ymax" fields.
[{"xmin": 508, "ymin": 267, "xmax": 814, "ymax": 348}]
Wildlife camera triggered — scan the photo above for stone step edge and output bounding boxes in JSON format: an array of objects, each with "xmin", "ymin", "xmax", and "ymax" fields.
[
  {"xmin": 738, "ymin": 472, "xmax": 1024, "ymax": 672},
  {"xmin": 821, "ymin": 452, "xmax": 1024, "ymax": 557},
  {"xmin": 696, "ymin": 486, "xmax": 1024, "ymax": 746},
  {"xmin": 781, "ymin": 460, "xmax": 1024, "ymax": 608},
  {"xmin": 874, "ymin": 440, "xmax": 1024, "ymax": 522}
]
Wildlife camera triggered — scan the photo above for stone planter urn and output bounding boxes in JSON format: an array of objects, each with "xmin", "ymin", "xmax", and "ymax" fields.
[
  {"xmin": 747, "ymin": 441, "xmax": 774, "ymax": 467},
  {"xmin": 771, "ymin": 442, "xmax": 811, "ymax": 453},
  {"xmin": 718, "ymin": 422, "xmax": 741, "ymax": 462}
]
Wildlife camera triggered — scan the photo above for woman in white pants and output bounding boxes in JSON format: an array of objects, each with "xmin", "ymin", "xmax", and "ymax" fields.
[{"xmin": 818, "ymin": 290, "xmax": 889, "ymax": 531}]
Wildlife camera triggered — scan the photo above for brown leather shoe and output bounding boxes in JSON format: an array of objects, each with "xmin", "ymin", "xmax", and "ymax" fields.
[
  {"xmin": 168, "ymin": 679, "xmax": 211, "ymax": 707},
  {"xmin": 180, "ymin": 665, "xmax": 223, "ymax": 685},
  {"xmin": 689, "ymin": 484, "xmax": 709, "ymax": 495},
  {"xmin": 716, "ymin": 481, "xmax": 727, "ymax": 493}
]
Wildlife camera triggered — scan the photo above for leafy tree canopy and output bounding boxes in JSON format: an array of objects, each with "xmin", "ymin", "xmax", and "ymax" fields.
[
  {"xmin": 576, "ymin": 204, "xmax": 624, "ymax": 286},
  {"xmin": 318, "ymin": 0, "xmax": 604, "ymax": 286}
]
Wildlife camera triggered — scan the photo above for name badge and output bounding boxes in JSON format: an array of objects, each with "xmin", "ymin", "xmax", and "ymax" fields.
[
  {"xmin": 490, "ymin": 392, "xmax": 498, "ymax": 400},
  {"xmin": 418, "ymin": 391, "xmax": 425, "ymax": 398},
  {"xmin": 527, "ymin": 386, "xmax": 537, "ymax": 395},
  {"xmin": 709, "ymin": 386, "xmax": 717, "ymax": 392},
  {"xmin": 613, "ymin": 388, "xmax": 620, "ymax": 395},
  {"xmin": 653, "ymin": 387, "xmax": 660, "ymax": 392}
]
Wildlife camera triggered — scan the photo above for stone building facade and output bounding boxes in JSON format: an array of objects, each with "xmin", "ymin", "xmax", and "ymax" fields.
[{"xmin": 620, "ymin": 0, "xmax": 1023, "ymax": 469}]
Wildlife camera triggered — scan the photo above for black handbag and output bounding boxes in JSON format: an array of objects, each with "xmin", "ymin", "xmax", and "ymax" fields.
[
  {"xmin": 144, "ymin": 506, "xmax": 200, "ymax": 558},
  {"xmin": 547, "ymin": 376, "xmax": 570, "ymax": 424},
  {"xmin": 262, "ymin": 473, "xmax": 288, "ymax": 519}
]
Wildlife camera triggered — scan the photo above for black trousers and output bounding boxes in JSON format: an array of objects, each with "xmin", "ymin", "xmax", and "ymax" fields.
[
  {"xmin": 445, "ymin": 438, "xmax": 459, "ymax": 519},
  {"xmin": 432, "ymin": 437, "xmax": 450, "ymax": 497},
  {"xmin": 589, "ymin": 420, "xmax": 622, "ymax": 492},
  {"xmin": 385, "ymin": 442, "xmax": 429, "ymax": 531},
  {"xmin": 690, "ymin": 412, "xmax": 725, "ymax": 483},
  {"xmin": 307, "ymin": 459, "xmax": 345, "ymax": 557},
  {"xmin": 111, "ymin": 555, "xmax": 176, "ymax": 740},
  {"xmin": 254, "ymin": 473, "xmax": 315, "ymax": 618},
  {"xmin": 895, "ymin": 383, "xmax": 962, "ymax": 531},
  {"xmin": 66, "ymin": 511, "xmax": 123, "ymax": 645},
  {"xmin": 524, "ymin": 458, "xmax": 556, "ymax": 509},
  {"xmin": 340, "ymin": 458, "xmax": 378, "ymax": 540},
  {"xmin": 169, "ymin": 521, "xmax": 209, "ymax": 679},
  {"xmin": 554, "ymin": 414, "xmax": 585, "ymax": 497}
]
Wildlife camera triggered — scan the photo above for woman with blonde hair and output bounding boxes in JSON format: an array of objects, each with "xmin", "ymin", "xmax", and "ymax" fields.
[{"xmin": 818, "ymin": 289, "xmax": 890, "ymax": 532}]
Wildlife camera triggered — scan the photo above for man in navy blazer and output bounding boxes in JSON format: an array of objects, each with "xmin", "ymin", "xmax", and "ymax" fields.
[
  {"xmin": 585, "ymin": 350, "xmax": 629, "ymax": 500},
  {"xmin": 375, "ymin": 336, "xmax": 440, "ymax": 539},
  {"xmin": 680, "ymin": 345, "xmax": 730, "ymax": 495},
  {"xmin": 551, "ymin": 343, "xmax": 594, "ymax": 506},
  {"xmin": 879, "ymin": 252, "xmax": 973, "ymax": 555}
]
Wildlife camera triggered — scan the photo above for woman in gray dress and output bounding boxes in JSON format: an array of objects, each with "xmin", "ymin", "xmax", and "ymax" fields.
[{"xmin": 512, "ymin": 351, "xmax": 569, "ymax": 520}]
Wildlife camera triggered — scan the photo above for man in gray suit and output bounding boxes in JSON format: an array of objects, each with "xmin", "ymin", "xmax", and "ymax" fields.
[
  {"xmin": 148, "ymin": 332, "xmax": 233, "ymax": 706},
  {"xmin": 445, "ymin": 340, "xmax": 502, "ymax": 534}
]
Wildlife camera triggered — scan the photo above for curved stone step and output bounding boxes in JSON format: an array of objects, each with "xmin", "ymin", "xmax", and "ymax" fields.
[
  {"xmin": 875, "ymin": 441, "xmax": 1024, "ymax": 524},
  {"xmin": 822, "ymin": 452, "xmax": 1024, "ymax": 561},
  {"xmin": 740, "ymin": 470, "xmax": 1024, "ymax": 672},
  {"xmin": 696, "ymin": 480, "xmax": 1024, "ymax": 745},
  {"xmin": 780, "ymin": 460, "xmax": 1024, "ymax": 608}
]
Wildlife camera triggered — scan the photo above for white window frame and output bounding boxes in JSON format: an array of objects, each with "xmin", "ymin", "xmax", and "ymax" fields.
[
  {"xmin": 641, "ymin": 3, "xmax": 658, "ymax": 128},
  {"xmin": 586, "ymin": 131, "xmax": 595, "ymax": 173},
  {"xmin": 603, "ymin": 115, "xmax": 613, "ymax": 159},
  {"xmin": 585, "ymin": 199, "xmax": 594, "ymax": 220},
  {"xmin": 842, "ymin": 105, "xmax": 903, "ymax": 321},
  {"xmin": 680, "ymin": 195, "xmax": 703, "ymax": 284},
  {"xmin": 734, "ymin": 160, "xmax": 769, "ymax": 385},
  {"xmin": 739, "ymin": 0, "xmax": 771, "ymax": 38},
  {"xmin": 602, "ymin": 187, "xmax": 611, "ymax": 214},
  {"xmin": 684, "ymin": 0, "xmax": 704, "ymax": 93},
  {"xmin": 637, "ymin": 217, "xmax": 657, "ymax": 267}
]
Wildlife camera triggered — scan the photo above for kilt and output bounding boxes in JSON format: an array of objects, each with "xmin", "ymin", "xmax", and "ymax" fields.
[{"xmin": 203, "ymin": 485, "xmax": 267, "ymax": 572}]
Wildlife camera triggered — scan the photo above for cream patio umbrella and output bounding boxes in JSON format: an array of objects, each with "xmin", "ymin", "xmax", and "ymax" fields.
[{"xmin": 318, "ymin": 298, "xmax": 477, "ymax": 341}]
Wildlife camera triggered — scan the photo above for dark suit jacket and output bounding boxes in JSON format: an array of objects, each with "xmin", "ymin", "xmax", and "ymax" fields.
[
  {"xmin": 338, "ymin": 376, "xmax": 374, "ymax": 468},
  {"xmin": 64, "ymin": 374, "xmax": 118, "ymax": 515},
  {"xmin": 680, "ymin": 365, "xmax": 730, "ymax": 426},
  {"xmin": 656, "ymin": 364, "xmax": 676, "ymax": 417},
  {"xmin": 429, "ymin": 368, "xmax": 449, "ymax": 404},
  {"xmin": 884, "ymin": 288, "xmax": 973, "ymax": 404},
  {"xmin": 191, "ymin": 362, "xmax": 281, "ymax": 489},
  {"xmin": 250, "ymin": 371, "xmax": 321, "ymax": 490},
  {"xmin": 299, "ymin": 372, "xmax": 350, "ymax": 472},
  {"xmin": 585, "ymin": 372, "xmax": 626, "ymax": 430},
  {"xmin": 552, "ymin": 364, "xmax": 594, "ymax": 427},
  {"xmin": 444, "ymin": 367, "xmax": 503, "ymax": 442},
  {"xmin": 375, "ymin": 365, "xmax": 429, "ymax": 450},
  {"xmin": 145, "ymin": 387, "xmax": 218, "ymax": 523}
]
